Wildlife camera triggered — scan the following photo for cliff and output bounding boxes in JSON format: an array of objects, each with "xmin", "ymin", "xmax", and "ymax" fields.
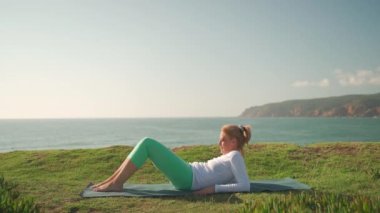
[{"xmin": 240, "ymin": 93, "xmax": 380, "ymax": 118}]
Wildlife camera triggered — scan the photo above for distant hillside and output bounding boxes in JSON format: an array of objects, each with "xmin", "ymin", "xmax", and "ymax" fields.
[{"xmin": 240, "ymin": 93, "xmax": 380, "ymax": 118}]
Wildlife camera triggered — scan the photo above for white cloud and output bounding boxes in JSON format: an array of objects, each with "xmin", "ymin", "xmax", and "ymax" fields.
[
  {"xmin": 335, "ymin": 67, "xmax": 380, "ymax": 86},
  {"xmin": 291, "ymin": 78, "xmax": 330, "ymax": 88},
  {"xmin": 318, "ymin": 78, "xmax": 330, "ymax": 87},
  {"xmin": 291, "ymin": 80, "xmax": 311, "ymax": 88},
  {"xmin": 291, "ymin": 67, "xmax": 380, "ymax": 89}
]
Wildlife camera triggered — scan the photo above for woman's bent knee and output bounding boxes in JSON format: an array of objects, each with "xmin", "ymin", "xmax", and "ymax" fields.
[{"xmin": 138, "ymin": 137, "xmax": 158, "ymax": 146}]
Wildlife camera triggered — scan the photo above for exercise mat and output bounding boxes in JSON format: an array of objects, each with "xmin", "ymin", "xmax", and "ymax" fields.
[{"xmin": 80, "ymin": 178, "xmax": 311, "ymax": 198}]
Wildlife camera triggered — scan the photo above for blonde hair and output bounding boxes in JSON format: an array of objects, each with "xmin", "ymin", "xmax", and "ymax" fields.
[{"xmin": 221, "ymin": 124, "xmax": 252, "ymax": 152}]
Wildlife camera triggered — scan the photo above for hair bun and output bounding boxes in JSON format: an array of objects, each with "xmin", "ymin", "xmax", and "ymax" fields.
[{"xmin": 241, "ymin": 125, "xmax": 251, "ymax": 144}]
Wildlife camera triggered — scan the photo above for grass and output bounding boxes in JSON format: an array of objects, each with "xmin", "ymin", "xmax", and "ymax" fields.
[{"xmin": 0, "ymin": 142, "xmax": 379, "ymax": 212}]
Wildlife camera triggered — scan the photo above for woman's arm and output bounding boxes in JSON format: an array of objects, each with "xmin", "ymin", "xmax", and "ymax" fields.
[
  {"xmin": 214, "ymin": 152, "xmax": 250, "ymax": 193},
  {"xmin": 193, "ymin": 185, "xmax": 215, "ymax": 195}
]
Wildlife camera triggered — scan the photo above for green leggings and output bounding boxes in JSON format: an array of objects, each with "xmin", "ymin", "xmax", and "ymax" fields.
[{"xmin": 127, "ymin": 137, "xmax": 193, "ymax": 190}]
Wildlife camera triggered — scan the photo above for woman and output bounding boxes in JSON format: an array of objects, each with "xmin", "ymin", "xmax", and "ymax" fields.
[{"xmin": 92, "ymin": 124, "xmax": 251, "ymax": 195}]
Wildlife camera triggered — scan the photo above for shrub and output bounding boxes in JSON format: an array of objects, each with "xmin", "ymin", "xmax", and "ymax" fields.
[{"xmin": 0, "ymin": 175, "xmax": 40, "ymax": 213}]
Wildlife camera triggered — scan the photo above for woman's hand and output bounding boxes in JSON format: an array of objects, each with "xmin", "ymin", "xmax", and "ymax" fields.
[{"xmin": 193, "ymin": 186, "xmax": 215, "ymax": 195}]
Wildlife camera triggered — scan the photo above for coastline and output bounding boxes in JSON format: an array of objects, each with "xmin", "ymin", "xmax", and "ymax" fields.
[{"xmin": 1, "ymin": 141, "xmax": 380, "ymax": 154}]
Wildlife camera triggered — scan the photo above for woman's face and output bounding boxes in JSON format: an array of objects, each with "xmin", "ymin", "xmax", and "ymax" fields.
[{"xmin": 219, "ymin": 132, "xmax": 237, "ymax": 154}]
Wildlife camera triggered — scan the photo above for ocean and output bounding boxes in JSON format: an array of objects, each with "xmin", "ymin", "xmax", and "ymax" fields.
[{"xmin": 0, "ymin": 117, "xmax": 379, "ymax": 152}]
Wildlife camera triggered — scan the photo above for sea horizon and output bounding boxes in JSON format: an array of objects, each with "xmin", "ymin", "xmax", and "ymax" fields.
[
  {"xmin": 1, "ymin": 117, "xmax": 379, "ymax": 153},
  {"xmin": 1, "ymin": 115, "xmax": 378, "ymax": 119}
]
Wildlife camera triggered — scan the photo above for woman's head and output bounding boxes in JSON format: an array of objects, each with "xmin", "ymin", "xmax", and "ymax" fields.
[{"xmin": 219, "ymin": 124, "xmax": 252, "ymax": 154}]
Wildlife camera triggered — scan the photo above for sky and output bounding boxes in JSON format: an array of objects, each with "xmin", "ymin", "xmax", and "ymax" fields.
[{"xmin": 1, "ymin": 0, "xmax": 380, "ymax": 118}]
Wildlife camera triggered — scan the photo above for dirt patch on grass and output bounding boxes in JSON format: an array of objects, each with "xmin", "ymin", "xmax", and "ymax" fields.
[
  {"xmin": 314, "ymin": 144, "xmax": 361, "ymax": 155},
  {"xmin": 289, "ymin": 143, "xmax": 362, "ymax": 159},
  {"xmin": 247, "ymin": 144, "xmax": 267, "ymax": 151},
  {"xmin": 172, "ymin": 145, "xmax": 197, "ymax": 152},
  {"xmin": 26, "ymin": 152, "xmax": 49, "ymax": 164},
  {"xmin": 172, "ymin": 144, "xmax": 267, "ymax": 153},
  {"xmin": 287, "ymin": 143, "xmax": 370, "ymax": 163}
]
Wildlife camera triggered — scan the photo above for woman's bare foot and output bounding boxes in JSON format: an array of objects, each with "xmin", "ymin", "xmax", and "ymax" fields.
[
  {"xmin": 92, "ymin": 178, "xmax": 114, "ymax": 189},
  {"xmin": 92, "ymin": 166, "xmax": 124, "ymax": 188},
  {"xmin": 91, "ymin": 158, "xmax": 137, "ymax": 192},
  {"xmin": 92, "ymin": 182, "xmax": 123, "ymax": 192}
]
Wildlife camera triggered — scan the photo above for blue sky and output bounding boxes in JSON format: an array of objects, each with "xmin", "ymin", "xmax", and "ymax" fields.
[{"xmin": 1, "ymin": 0, "xmax": 379, "ymax": 118}]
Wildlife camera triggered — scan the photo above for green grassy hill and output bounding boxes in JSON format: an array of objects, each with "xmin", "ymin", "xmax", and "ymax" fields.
[
  {"xmin": 240, "ymin": 93, "xmax": 380, "ymax": 118},
  {"xmin": 0, "ymin": 143, "xmax": 379, "ymax": 212}
]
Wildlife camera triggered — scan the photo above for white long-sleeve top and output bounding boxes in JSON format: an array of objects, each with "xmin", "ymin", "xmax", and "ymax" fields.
[{"xmin": 190, "ymin": 150, "xmax": 250, "ymax": 193}]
